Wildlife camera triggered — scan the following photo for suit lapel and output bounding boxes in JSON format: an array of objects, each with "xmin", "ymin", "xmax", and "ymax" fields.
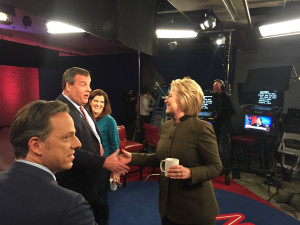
[{"xmin": 57, "ymin": 95, "xmax": 100, "ymax": 140}]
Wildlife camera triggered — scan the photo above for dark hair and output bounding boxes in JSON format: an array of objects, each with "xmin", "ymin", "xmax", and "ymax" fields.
[
  {"xmin": 62, "ymin": 67, "xmax": 90, "ymax": 90},
  {"xmin": 214, "ymin": 79, "xmax": 225, "ymax": 90},
  {"xmin": 141, "ymin": 87, "xmax": 150, "ymax": 95},
  {"xmin": 9, "ymin": 100, "xmax": 69, "ymax": 159},
  {"xmin": 87, "ymin": 89, "xmax": 112, "ymax": 121}
]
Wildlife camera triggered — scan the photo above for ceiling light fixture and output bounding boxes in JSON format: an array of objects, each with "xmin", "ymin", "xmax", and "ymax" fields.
[
  {"xmin": 216, "ymin": 35, "xmax": 226, "ymax": 45},
  {"xmin": 259, "ymin": 18, "xmax": 300, "ymax": 38},
  {"xmin": 0, "ymin": 12, "xmax": 9, "ymax": 22},
  {"xmin": 0, "ymin": 2, "xmax": 15, "ymax": 25},
  {"xmin": 46, "ymin": 21, "xmax": 85, "ymax": 34},
  {"xmin": 200, "ymin": 12, "xmax": 217, "ymax": 30},
  {"xmin": 168, "ymin": 41, "xmax": 178, "ymax": 50},
  {"xmin": 156, "ymin": 29, "xmax": 198, "ymax": 38}
]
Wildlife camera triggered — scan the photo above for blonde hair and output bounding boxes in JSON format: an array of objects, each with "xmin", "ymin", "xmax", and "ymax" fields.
[{"xmin": 171, "ymin": 77, "xmax": 204, "ymax": 116}]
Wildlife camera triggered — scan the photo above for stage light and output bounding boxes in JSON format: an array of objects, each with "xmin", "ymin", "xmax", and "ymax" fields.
[
  {"xmin": 0, "ymin": 2, "xmax": 15, "ymax": 25},
  {"xmin": 156, "ymin": 29, "xmax": 198, "ymax": 38},
  {"xmin": 259, "ymin": 18, "xmax": 300, "ymax": 38},
  {"xmin": 168, "ymin": 41, "xmax": 178, "ymax": 50},
  {"xmin": 0, "ymin": 12, "xmax": 9, "ymax": 22},
  {"xmin": 215, "ymin": 35, "xmax": 226, "ymax": 45},
  {"xmin": 46, "ymin": 21, "xmax": 85, "ymax": 34},
  {"xmin": 199, "ymin": 12, "xmax": 217, "ymax": 30}
]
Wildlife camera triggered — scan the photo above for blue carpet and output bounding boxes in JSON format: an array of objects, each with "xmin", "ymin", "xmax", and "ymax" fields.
[{"xmin": 109, "ymin": 181, "xmax": 300, "ymax": 225}]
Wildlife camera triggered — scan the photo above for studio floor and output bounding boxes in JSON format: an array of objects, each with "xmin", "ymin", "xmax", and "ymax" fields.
[{"xmin": 232, "ymin": 171, "xmax": 300, "ymax": 221}]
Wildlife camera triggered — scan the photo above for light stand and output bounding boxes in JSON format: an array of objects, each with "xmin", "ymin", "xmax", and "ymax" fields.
[{"xmin": 132, "ymin": 51, "xmax": 142, "ymax": 142}]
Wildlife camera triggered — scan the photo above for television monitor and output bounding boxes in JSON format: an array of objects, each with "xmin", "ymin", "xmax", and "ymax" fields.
[
  {"xmin": 244, "ymin": 65, "xmax": 292, "ymax": 91},
  {"xmin": 237, "ymin": 83, "xmax": 284, "ymax": 107},
  {"xmin": 201, "ymin": 95, "xmax": 214, "ymax": 111},
  {"xmin": 199, "ymin": 111, "xmax": 213, "ymax": 117},
  {"xmin": 256, "ymin": 90, "xmax": 284, "ymax": 107},
  {"xmin": 244, "ymin": 114, "xmax": 272, "ymax": 132}
]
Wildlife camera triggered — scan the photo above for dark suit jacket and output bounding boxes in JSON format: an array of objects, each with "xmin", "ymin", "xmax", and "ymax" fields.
[
  {"xmin": 252, "ymin": 123, "xmax": 265, "ymax": 127},
  {"xmin": 56, "ymin": 94, "xmax": 106, "ymax": 203},
  {"xmin": 0, "ymin": 161, "xmax": 97, "ymax": 225},
  {"xmin": 131, "ymin": 116, "xmax": 222, "ymax": 224}
]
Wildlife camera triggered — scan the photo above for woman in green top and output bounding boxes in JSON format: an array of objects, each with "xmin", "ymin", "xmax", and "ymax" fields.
[{"xmin": 86, "ymin": 88, "xmax": 120, "ymax": 225}]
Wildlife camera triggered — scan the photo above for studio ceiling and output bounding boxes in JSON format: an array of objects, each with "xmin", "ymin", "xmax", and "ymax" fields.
[{"xmin": 0, "ymin": 0, "xmax": 300, "ymax": 56}]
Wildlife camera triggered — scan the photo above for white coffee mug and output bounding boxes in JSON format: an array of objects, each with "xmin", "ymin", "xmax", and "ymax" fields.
[{"xmin": 160, "ymin": 158, "xmax": 179, "ymax": 177}]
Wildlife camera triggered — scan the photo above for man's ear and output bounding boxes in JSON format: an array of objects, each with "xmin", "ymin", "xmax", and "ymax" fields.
[
  {"xmin": 28, "ymin": 137, "xmax": 42, "ymax": 156},
  {"xmin": 65, "ymin": 82, "xmax": 72, "ymax": 92}
]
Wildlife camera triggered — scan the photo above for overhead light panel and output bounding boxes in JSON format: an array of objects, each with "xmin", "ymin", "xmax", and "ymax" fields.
[
  {"xmin": 0, "ymin": 2, "xmax": 15, "ymax": 25},
  {"xmin": 259, "ymin": 18, "xmax": 300, "ymax": 38},
  {"xmin": 0, "ymin": 2, "xmax": 16, "ymax": 25},
  {"xmin": 0, "ymin": 12, "xmax": 9, "ymax": 21},
  {"xmin": 156, "ymin": 29, "xmax": 198, "ymax": 38},
  {"xmin": 0, "ymin": 12, "xmax": 10, "ymax": 25},
  {"xmin": 46, "ymin": 21, "xmax": 85, "ymax": 34}
]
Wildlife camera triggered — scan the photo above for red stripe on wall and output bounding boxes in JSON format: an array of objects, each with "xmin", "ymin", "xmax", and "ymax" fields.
[{"xmin": 0, "ymin": 65, "xmax": 39, "ymax": 126}]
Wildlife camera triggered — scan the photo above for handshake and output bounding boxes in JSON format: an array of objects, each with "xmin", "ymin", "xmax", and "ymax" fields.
[{"xmin": 103, "ymin": 149, "xmax": 132, "ymax": 189}]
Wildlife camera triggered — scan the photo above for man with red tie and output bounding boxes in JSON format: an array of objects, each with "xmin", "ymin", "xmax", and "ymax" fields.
[{"xmin": 56, "ymin": 67, "xmax": 129, "ymax": 225}]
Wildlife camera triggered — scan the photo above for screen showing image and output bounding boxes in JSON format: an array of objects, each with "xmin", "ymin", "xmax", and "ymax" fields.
[
  {"xmin": 199, "ymin": 111, "xmax": 213, "ymax": 117},
  {"xmin": 244, "ymin": 114, "xmax": 272, "ymax": 132},
  {"xmin": 201, "ymin": 95, "xmax": 214, "ymax": 111}
]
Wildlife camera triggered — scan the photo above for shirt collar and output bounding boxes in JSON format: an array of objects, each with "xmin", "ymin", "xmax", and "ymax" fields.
[
  {"xmin": 62, "ymin": 92, "xmax": 82, "ymax": 112},
  {"xmin": 16, "ymin": 159, "xmax": 56, "ymax": 181},
  {"xmin": 180, "ymin": 115, "xmax": 192, "ymax": 122},
  {"xmin": 173, "ymin": 115, "xmax": 192, "ymax": 122}
]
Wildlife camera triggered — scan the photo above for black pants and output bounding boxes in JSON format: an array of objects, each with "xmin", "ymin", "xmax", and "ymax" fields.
[
  {"xmin": 91, "ymin": 169, "xmax": 110, "ymax": 225},
  {"xmin": 161, "ymin": 216, "xmax": 216, "ymax": 225}
]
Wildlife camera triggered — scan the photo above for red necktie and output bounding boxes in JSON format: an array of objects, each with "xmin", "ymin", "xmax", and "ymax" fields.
[{"xmin": 80, "ymin": 106, "xmax": 104, "ymax": 156}]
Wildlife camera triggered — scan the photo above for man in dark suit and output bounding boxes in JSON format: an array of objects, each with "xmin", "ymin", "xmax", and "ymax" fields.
[
  {"xmin": 252, "ymin": 117, "xmax": 266, "ymax": 127},
  {"xmin": 56, "ymin": 67, "xmax": 129, "ymax": 225},
  {"xmin": 0, "ymin": 100, "xmax": 97, "ymax": 225}
]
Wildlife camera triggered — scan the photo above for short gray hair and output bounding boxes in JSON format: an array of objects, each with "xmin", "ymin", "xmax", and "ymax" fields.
[{"xmin": 62, "ymin": 67, "xmax": 90, "ymax": 90}]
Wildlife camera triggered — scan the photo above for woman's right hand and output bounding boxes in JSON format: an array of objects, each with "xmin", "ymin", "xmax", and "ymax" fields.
[{"xmin": 110, "ymin": 172, "xmax": 121, "ymax": 184}]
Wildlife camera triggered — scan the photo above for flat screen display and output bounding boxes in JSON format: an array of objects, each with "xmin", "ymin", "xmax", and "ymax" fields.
[
  {"xmin": 244, "ymin": 66, "xmax": 291, "ymax": 91},
  {"xmin": 244, "ymin": 114, "xmax": 272, "ymax": 132},
  {"xmin": 256, "ymin": 91, "xmax": 283, "ymax": 107},
  {"xmin": 237, "ymin": 83, "xmax": 284, "ymax": 107},
  {"xmin": 199, "ymin": 111, "xmax": 213, "ymax": 117},
  {"xmin": 201, "ymin": 95, "xmax": 214, "ymax": 111}
]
